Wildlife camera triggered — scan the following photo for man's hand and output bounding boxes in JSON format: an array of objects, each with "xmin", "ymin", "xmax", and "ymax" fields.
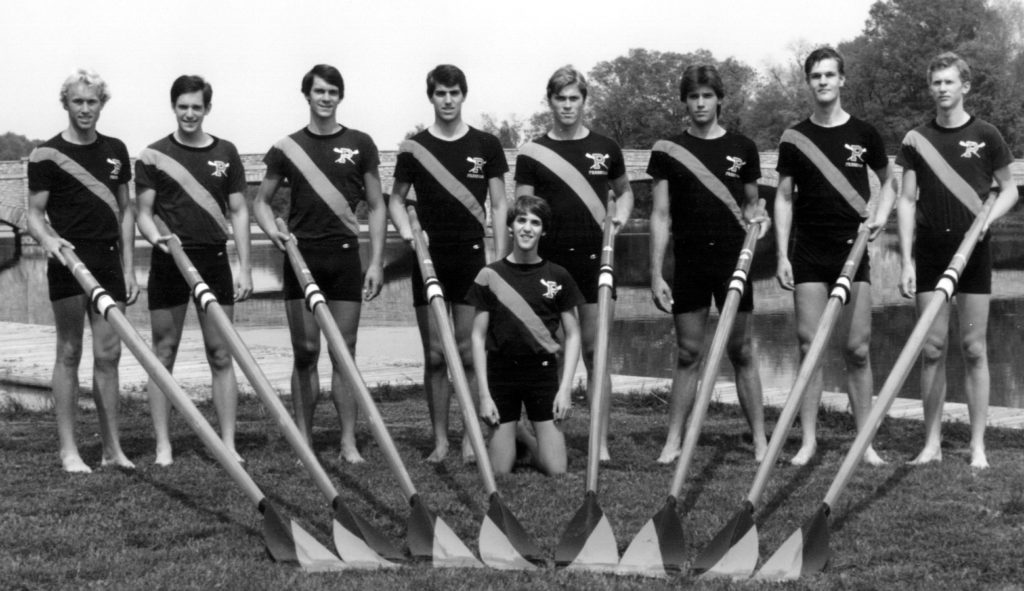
[
  {"xmin": 745, "ymin": 197, "xmax": 772, "ymax": 239},
  {"xmin": 478, "ymin": 395, "xmax": 500, "ymax": 428},
  {"xmin": 234, "ymin": 270, "xmax": 253, "ymax": 302},
  {"xmin": 42, "ymin": 236, "xmax": 74, "ymax": 265},
  {"xmin": 651, "ymin": 276, "xmax": 673, "ymax": 314},
  {"xmin": 124, "ymin": 271, "xmax": 140, "ymax": 305},
  {"xmin": 363, "ymin": 263, "xmax": 383, "ymax": 301},
  {"xmin": 899, "ymin": 263, "xmax": 916, "ymax": 299},
  {"xmin": 776, "ymin": 257, "xmax": 795, "ymax": 291},
  {"xmin": 553, "ymin": 389, "xmax": 572, "ymax": 422}
]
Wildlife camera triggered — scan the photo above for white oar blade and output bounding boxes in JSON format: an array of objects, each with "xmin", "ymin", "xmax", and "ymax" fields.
[
  {"xmin": 332, "ymin": 520, "xmax": 397, "ymax": 569},
  {"xmin": 292, "ymin": 521, "xmax": 348, "ymax": 572},
  {"xmin": 753, "ymin": 527, "xmax": 805, "ymax": 581},
  {"xmin": 433, "ymin": 516, "xmax": 484, "ymax": 568},
  {"xmin": 556, "ymin": 491, "xmax": 619, "ymax": 572},
  {"xmin": 480, "ymin": 512, "xmax": 538, "ymax": 570},
  {"xmin": 616, "ymin": 518, "xmax": 670, "ymax": 578},
  {"xmin": 700, "ymin": 523, "xmax": 758, "ymax": 579}
]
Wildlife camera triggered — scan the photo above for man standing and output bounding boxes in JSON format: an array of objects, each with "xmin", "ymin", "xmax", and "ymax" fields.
[
  {"xmin": 26, "ymin": 69, "xmax": 136, "ymax": 473},
  {"xmin": 648, "ymin": 65, "xmax": 769, "ymax": 464},
  {"xmin": 253, "ymin": 64, "xmax": 386, "ymax": 463},
  {"xmin": 896, "ymin": 52, "xmax": 1018, "ymax": 469},
  {"xmin": 774, "ymin": 47, "xmax": 896, "ymax": 466},
  {"xmin": 515, "ymin": 66, "xmax": 634, "ymax": 461},
  {"xmin": 135, "ymin": 75, "xmax": 252, "ymax": 466},
  {"xmin": 388, "ymin": 65, "xmax": 509, "ymax": 463}
]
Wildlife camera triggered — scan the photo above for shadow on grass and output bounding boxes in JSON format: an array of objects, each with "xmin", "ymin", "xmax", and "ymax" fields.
[
  {"xmin": 678, "ymin": 436, "xmax": 729, "ymax": 515},
  {"xmin": 129, "ymin": 465, "xmax": 258, "ymax": 538},
  {"xmin": 830, "ymin": 464, "xmax": 913, "ymax": 534},
  {"xmin": 432, "ymin": 461, "xmax": 482, "ymax": 514}
]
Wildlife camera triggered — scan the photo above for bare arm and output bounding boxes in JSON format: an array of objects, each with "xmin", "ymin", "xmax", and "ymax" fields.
[
  {"xmin": 649, "ymin": 179, "xmax": 673, "ymax": 314},
  {"xmin": 867, "ymin": 162, "xmax": 898, "ymax": 240},
  {"xmin": 26, "ymin": 190, "xmax": 72, "ymax": 265},
  {"xmin": 983, "ymin": 165, "xmax": 1020, "ymax": 231},
  {"xmin": 774, "ymin": 175, "xmax": 795, "ymax": 290},
  {"xmin": 554, "ymin": 308, "xmax": 582, "ymax": 421},
  {"xmin": 488, "ymin": 176, "xmax": 509, "ymax": 259},
  {"xmin": 363, "ymin": 168, "xmax": 386, "ymax": 301},
  {"xmin": 115, "ymin": 184, "xmax": 139, "ymax": 304},
  {"xmin": 386, "ymin": 180, "xmax": 414, "ymax": 242},
  {"xmin": 896, "ymin": 169, "xmax": 917, "ymax": 298},
  {"xmin": 228, "ymin": 191, "xmax": 252, "ymax": 301},
  {"xmin": 471, "ymin": 309, "xmax": 499, "ymax": 426},
  {"xmin": 742, "ymin": 181, "xmax": 770, "ymax": 239},
  {"xmin": 609, "ymin": 173, "xmax": 634, "ymax": 234},
  {"xmin": 251, "ymin": 174, "xmax": 288, "ymax": 250},
  {"xmin": 134, "ymin": 187, "xmax": 171, "ymax": 253}
]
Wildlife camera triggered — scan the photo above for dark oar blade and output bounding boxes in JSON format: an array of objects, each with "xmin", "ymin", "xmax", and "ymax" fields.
[
  {"xmin": 616, "ymin": 495, "xmax": 684, "ymax": 577},
  {"xmin": 407, "ymin": 494, "xmax": 482, "ymax": 568},
  {"xmin": 479, "ymin": 492, "xmax": 543, "ymax": 570},
  {"xmin": 695, "ymin": 500, "xmax": 757, "ymax": 578},
  {"xmin": 332, "ymin": 496, "xmax": 403, "ymax": 567},
  {"xmin": 261, "ymin": 501, "xmax": 299, "ymax": 564},
  {"xmin": 555, "ymin": 490, "xmax": 619, "ymax": 572},
  {"xmin": 754, "ymin": 503, "xmax": 831, "ymax": 581}
]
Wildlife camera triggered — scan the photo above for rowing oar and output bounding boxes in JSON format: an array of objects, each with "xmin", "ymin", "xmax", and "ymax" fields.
[
  {"xmin": 617, "ymin": 224, "xmax": 761, "ymax": 578},
  {"xmin": 755, "ymin": 197, "xmax": 996, "ymax": 581},
  {"xmin": 692, "ymin": 224, "xmax": 871, "ymax": 579},
  {"xmin": 58, "ymin": 245, "xmax": 343, "ymax": 571},
  {"xmin": 555, "ymin": 202, "xmax": 619, "ymax": 572},
  {"xmin": 404, "ymin": 206, "xmax": 543, "ymax": 570},
  {"xmin": 152, "ymin": 218, "xmax": 399, "ymax": 569},
  {"xmin": 272, "ymin": 218, "xmax": 481, "ymax": 568}
]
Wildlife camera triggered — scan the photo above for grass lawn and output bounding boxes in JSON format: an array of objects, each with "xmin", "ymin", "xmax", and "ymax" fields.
[{"xmin": 3, "ymin": 385, "xmax": 1024, "ymax": 590}]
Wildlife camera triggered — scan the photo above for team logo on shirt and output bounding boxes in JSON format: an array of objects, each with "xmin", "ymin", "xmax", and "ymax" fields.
[
  {"xmin": 844, "ymin": 144, "xmax": 867, "ymax": 168},
  {"xmin": 959, "ymin": 140, "xmax": 986, "ymax": 159},
  {"xmin": 334, "ymin": 147, "xmax": 359, "ymax": 164},
  {"xmin": 540, "ymin": 279, "xmax": 562, "ymax": 299},
  {"xmin": 208, "ymin": 160, "xmax": 230, "ymax": 177},
  {"xmin": 106, "ymin": 158, "xmax": 122, "ymax": 179},
  {"xmin": 725, "ymin": 155, "xmax": 744, "ymax": 177},
  {"xmin": 466, "ymin": 156, "xmax": 486, "ymax": 178},
  {"xmin": 586, "ymin": 152, "xmax": 609, "ymax": 175}
]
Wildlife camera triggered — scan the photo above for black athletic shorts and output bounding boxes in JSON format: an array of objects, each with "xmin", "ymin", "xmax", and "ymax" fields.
[
  {"xmin": 672, "ymin": 239, "xmax": 754, "ymax": 315},
  {"xmin": 411, "ymin": 239, "xmax": 486, "ymax": 307},
  {"xmin": 915, "ymin": 231, "xmax": 992, "ymax": 295},
  {"xmin": 791, "ymin": 233, "xmax": 871, "ymax": 285},
  {"xmin": 148, "ymin": 245, "xmax": 234, "ymax": 310},
  {"xmin": 47, "ymin": 240, "xmax": 127, "ymax": 303},
  {"xmin": 487, "ymin": 354, "xmax": 559, "ymax": 424},
  {"xmin": 283, "ymin": 239, "xmax": 362, "ymax": 302},
  {"xmin": 542, "ymin": 245, "xmax": 614, "ymax": 304}
]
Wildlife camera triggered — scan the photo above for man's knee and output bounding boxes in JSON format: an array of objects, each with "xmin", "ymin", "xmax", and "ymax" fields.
[
  {"xmin": 55, "ymin": 338, "xmax": 84, "ymax": 368},
  {"xmin": 676, "ymin": 344, "xmax": 701, "ymax": 369},
  {"xmin": 844, "ymin": 341, "xmax": 870, "ymax": 368},
  {"xmin": 921, "ymin": 336, "xmax": 947, "ymax": 364},
  {"xmin": 961, "ymin": 338, "xmax": 987, "ymax": 366},
  {"xmin": 206, "ymin": 345, "xmax": 234, "ymax": 372},
  {"xmin": 292, "ymin": 339, "xmax": 321, "ymax": 370},
  {"xmin": 727, "ymin": 338, "xmax": 754, "ymax": 367},
  {"xmin": 93, "ymin": 341, "xmax": 122, "ymax": 372}
]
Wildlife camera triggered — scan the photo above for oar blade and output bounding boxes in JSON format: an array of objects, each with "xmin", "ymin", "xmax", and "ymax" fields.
[
  {"xmin": 407, "ymin": 494, "xmax": 482, "ymax": 568},
  {"xmin": 332, "ymin": 497, "xmax": 403, "ymax": 567},
  {"xmin": 616, "ymin": 496, "xmax": 684, "ymax": 577},
  {"xmin": 479, "ymin": 492, "xmax": 543, "ymax": 570},
  {"xmin": 261, "ymin": 501, "xmax": 299, "ymax": 564},
  {"xmin": 754, "ymin": 503, "xmax": 831, "ymax": 581},
  {"xmin": 291, "ymin": 520, "xmax": 349, "ymax": 572},
  {"xmin": 693, "ymin": 500, "xmax": 757, "ymax": 578},
  {"xmin": 555, "ymin": 491, "xmax": 619, "ymax": 572}
]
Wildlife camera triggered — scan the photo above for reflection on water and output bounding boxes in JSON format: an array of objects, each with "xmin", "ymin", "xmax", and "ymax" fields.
[{"xmin": 2, "ymin": 228, "xmax": 1024, "ymax": 408}]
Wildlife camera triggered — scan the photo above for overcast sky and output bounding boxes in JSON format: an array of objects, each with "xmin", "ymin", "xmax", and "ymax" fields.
[{"xmin": 1, "ymin": 0, "xmax": 877, "ymax": 153}]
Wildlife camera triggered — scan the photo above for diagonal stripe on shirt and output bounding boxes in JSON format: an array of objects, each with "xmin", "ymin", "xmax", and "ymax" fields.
[
  {"xmin": 139, "ymin": 148, "xmax": 230, "ymax": 235},
  {"xmin": 478, "ymin": 267, "xmax": 561, "ymax": 354},
  {"xmin": 518, "ymin": 142, "xmax": 605, "ymax": 227},
  {"xmin": 275, "ymin": 136, "xmax": 360, "ymax": 235},
  {"xmin": 399, "ymin": 139, "xmax": 486, "ymax": 228},
  {"xmin": 781, "ymin": 129, "xmax": 869, "ymax": 216},
  {"xmin": 653, "ymin": 139, "xmax": 745, "ymax": 228},
  {"xmin": 30, "ymin": 147, "xmax": 119, "ymax": 217},
  {"xmin": 902, "ymin": 129, "xmax": 984, "ymax": 215}
]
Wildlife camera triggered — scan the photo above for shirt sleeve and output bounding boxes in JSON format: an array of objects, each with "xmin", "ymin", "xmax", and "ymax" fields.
[
  {"xmin": 646, "ymin": 146, "xmax": 670, "ymax": 180},
  {"xmin": 133, "ymin": 158, "xmax": 157, "ymax": 192},
  {"xmin": 483, "ymin": 134, "xmax": 509, "ymax": 178},
  {"xmin": 556, "ymin": 266, "xmax": 585, "ymax": 311},
  {"xmin": 607, "ymin": 141, "xmax": 626, "ymax": 180},
  {"xmin": 740, "ymin": 138, "xmax": 761, "ymax": 184},
  {"xmin": 263, "ymin": 145, "xmax": 288, "ymax": 180},
  {"xmin": 985, "ymin": 125, "xmax": 1014, "ymax": 171},
  {"xmin": 359, "ymin": 134, "xmax": 380, "ymax": 174},
  {"xmin": 514, "ymin": 151, "xmax": 537, "ymax": 185},
  {"xmin": 393, "ymin": 150, "xmax": 416, "ymax": 184},
  {"xmin": 227, "ymin": 144, "xmax": 247, "ymax": 194},
  {"xmin": 464, "ymin": 269, "xmax": 494, "ymax": 310},
  {"xmin": 864, "ymin": 124, "xmax": 889, "ymax": 171},
  {"xmin": 113, "ymin": 140, "xmax": 133, "ymax": 184},
  {"xmin": 894, "ymin": 135, "xmax": 918, "ymax": 171},
  {"xmin": 776, "ymin": 139, "xmax": 799, "ymax": 177},
  {"xmin": 26, "ymin": 152, "xmax": 56, "ymax": 192}
]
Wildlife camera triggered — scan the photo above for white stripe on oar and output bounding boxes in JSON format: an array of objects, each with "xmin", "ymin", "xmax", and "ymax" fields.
[{"xmin": 293, "ymin": 521, "xmax": 349, "ymax": 572}]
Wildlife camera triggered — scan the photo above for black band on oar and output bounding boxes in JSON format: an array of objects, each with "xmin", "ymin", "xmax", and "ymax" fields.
[{"xmin": 190, "ymin": 280, "xmax": 217, "ymax": 312}]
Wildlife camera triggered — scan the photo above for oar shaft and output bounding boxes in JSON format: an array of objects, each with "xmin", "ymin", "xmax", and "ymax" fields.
[
  {"xmin": 585, "ymin": 203, "xmax": 617, "ymax": 493},
  {"xmin": 274, "ymin": 218, "xmax": 418, "ymax": 500},
  {"xmin": 61, "ymin": 248, "xmax": 265, "ymax": 507}
]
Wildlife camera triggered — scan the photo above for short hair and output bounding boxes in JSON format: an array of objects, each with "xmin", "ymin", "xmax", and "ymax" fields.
[
  {"xmin": 170, "ymin": 75, "xmax": 213, "ymax": 106},
  {"xmin": 546, "ymin": 65, "xmax": 588, "ymax": 101},
  {"xmin": 426, "ymin": 64, "xmax": 467, "ymax": 97},
  {"xmin": 59, "ymin": 69, "xmax": 110, "ymax": 106},
  {"xmin": 804, "ymin": 46, "xmax": 845, "ymax": 80},
  {"xmin": 928, "ymin": 51, "xmax": 972, "ymax": 84},
  {"xmin": 507, "ymin": 195, "xmax": 552, "ymax": 233},
  {"xmin": 679, "ymin": 64, "xmax": 725, "ymax": 107},
  {"xmin": 301, "ymin": 64, "xmax": 345, "ymax": 99}
]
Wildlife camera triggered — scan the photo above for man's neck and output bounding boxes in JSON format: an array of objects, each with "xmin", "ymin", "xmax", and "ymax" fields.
[
  {"xmin": 935, "ymin": 105, "xmax": 970, "ymax": 128},
  {"xmin": 548, "ymin": 121, "xmax": 588, "ymax": 141},
  {"xmin": 307, "ymin": 116, "xmax": 341, "ymax": 135},
  {"xmin": 507, "ymin": 247, "xmax": 541, "ymax": 264},
  {"xmin": 174, "ymin": 129, "xmax": 212, "ymax": 148},
  {"xmin": 809, "ymin": 101, "xmax": 849, "ymax": 127},
  {"xmin": 429, "ymin": 118, "xmax": 468, "ymax": 140},
  {"xmin": 686, "ymin": 121, "xmax": 725, "ymax": 139},
  {"xmin": 62, "ymin": 126, "xmax": 97, "ymax": 145}
]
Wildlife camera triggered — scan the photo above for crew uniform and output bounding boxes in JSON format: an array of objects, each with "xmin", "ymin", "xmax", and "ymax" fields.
[
  {"xmin": 28, "ymin": 133, "xmax": 131, "ymax": 302},
  {"xmin": 466, "ymin": 259, "xmax": 584, "ymax": 423},
  {"xmin": 896, "ymin": 117, "xmax": 1013, "ymax": 294},
  {"xmin": 514, "ymin": 133, "xmax": 625, "ymax": 301},
  {"xmin": 777, "ymin": 117, "xmax": 887, "ymax": 284},
  {"xmin": 395, "ymin": 128, "xmax": 507, "ymax": 306},
  {"xmin": 647, "ymin": 132, "xmax": 760, "ymax": 314},
  {"xmin": 135, "ymin": 134, "xmax": 245, "ymax": 309},
  {"xmin": 264, "ymin": 126, "xmax": 379, "ymax": 301}
]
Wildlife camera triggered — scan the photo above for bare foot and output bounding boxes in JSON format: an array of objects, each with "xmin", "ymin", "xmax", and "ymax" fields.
[
  {"xmin": 656, "ymin": 445, "xmax": 680, "ymax": 465},
  {"xmin": 970, "ymin": 448, "xmax": 989, "ymax": 470},
  {"xmin": 61, "ymin": 453, "xmax": 92, "ymax": 474},
  {"xmin": 753, "ymin": 439, "xmax": 768, "ymax": 463},
  {"xmin": 790, "ymin": 444, "xmax": 817, "ymax": 466},
  {"xmin": 599, "ymin": 444, "xmax": 611, "ymax": 463},
  {"xmin": 101, "ymin": 454, "xmax": 136, "ymax": 470},
  {"xmin": 862, "ymin": 446, "xmax": 887, "ymax": 466},
  {"xmin": 461, "ymin": 438, "xmax": 476, "ymax": 465},
  {"xmin": 339, "ymin": 445, "xmax": 365, "ymax": 464},
  {"xmin": 425, "ymin": 443, "xmax": 449, "ymax": 464},
  {"xmin": 155, "ymin": 446, "xmax": 174, "ymax": 467},
  {"xmin": 909, "ymin": 446, "xmax": 942, "ymax": 465}
]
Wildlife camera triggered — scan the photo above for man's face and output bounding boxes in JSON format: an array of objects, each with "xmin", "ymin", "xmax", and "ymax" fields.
[
  {"xmin": 511, "ymin": 210, "xmax": 544, "ymax": 252},
  {"xmin": 430, "ymin": 84, "xmax": 464, "ymax": 123},
  {"xmin": 307, "ymin": 76, "xmax": 341, "ymax": 119},
  {"xmin": 63, "ymin": 83, "xmax": 104, "ymax": 133},
  {"xmin": 806, "ymin": 58, "xmax": 844, "ymax": 106},
  {"xmin": 685, "ymin": 85, "xmax": 719, "ymax": 125},
  {"xmin": 548, "ymin": 84, "xmax": 585, "ymax": 127},
  {"xmin": 930, "ymin": 66, "xmax": 969, "ymax": 111},
  {"xmin": 173, "ymin": 90, "xmax": 208, "ymax": 135}
]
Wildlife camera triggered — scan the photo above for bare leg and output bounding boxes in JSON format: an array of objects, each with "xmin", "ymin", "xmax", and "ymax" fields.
[
  {"xmin": 197, "ymin": 303, "xmax": 240, "ymax": 461},
  {"xmin": 910, "ymin": 292, "xmax": 951, "ymax": 465},
  {"xmin": 148, "ymin": 304, "xmax": 187, "ymax": 466},
  {"xmin": 327, "ymin": 299, "xmax": 364, "ymax": 464},
  {"xmin": 532, "ymin": 420, "xmax": 568, "ymax": 475},
  {"xmin": 90, "ymin": 301, "xmax": 133, "ymax": 468},
  {"xmin": 579, "ymin": 302, "xmax": 612, "ymax": 461},
  {"xmin": 51, "ymin": 295, "xmax": 90, "ymax": 473},
  {"xmin": 791, "ymin": 282, "xmax": 827, "ymax": 466},
  {"xmin": 452, "ymin": 303, "xmax": 480, "ymax": 464},
  {"xmin": 728, "ymin": 312, "xmax": 767, "ymax": 461},
  {"xmin": 839, "ymin": 282, "xmax": 885, "ymax": 466},
  {"xmin": 488, "ymin": 421, "xmax": 517, "ymax": 475},
  {"xmin": 285, "ymin": 298, "xmax": 321, "ymax": 446},
  {"xmin": 658, "ymin": 309, "xmax": 708, "ymax": 464},
  {"xmin": 416, "ymin": 305, "xmax": 451, "ymax": 462},
  {"xmin": 958, "ymin": 293, "xmax": 990, "ymax": 469}
]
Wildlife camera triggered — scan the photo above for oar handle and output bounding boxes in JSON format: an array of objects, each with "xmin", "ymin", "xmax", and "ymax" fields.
[
  {"xmin": 274, "ymin": 217, "xmax": 419, "ymax": 500},
  {"xmin": 667, "ymin": 225, "xmax": 759, "ymax": 498},
  {"xmin": 585, "ymin": 201, "xmax": 617, "ymax": 493},
  {"xmin": 403, "ymin": 206, "xmax": 500, "ymax": 495},
  {"xmin": 152, "ymin": 216, "xmax": 343, "ymax": 504},
  {"xmin": 745, "ymin": 225, "xmax": 871, "ymax": 506},
  {"xmin": 60, "ymin": 246, "xmax": 266, "ymax": 508},
  {"xmin": 821, "ymin": 199, "xmax": 995, "ymax": 507}
]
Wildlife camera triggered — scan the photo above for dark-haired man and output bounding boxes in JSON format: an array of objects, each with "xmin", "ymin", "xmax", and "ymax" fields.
[
  {"xmin": 136, "ymin": 75, "xmax": 252, "ymax": 466},
  {"xmin": 253, "ymin": 64, "xmax": 386, "ymax": 463},
  {"xmin": 774, "ymin": 47, "xmax": 896, "ymax": 466},
  {"xmin": 388, "ymin": 64, "xmax": 509, "ymax": 463}
]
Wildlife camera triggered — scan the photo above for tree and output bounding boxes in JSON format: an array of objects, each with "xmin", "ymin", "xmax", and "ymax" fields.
[
  {"xmin": 744, "ymin": 44, "xmax": 815, "ymax": 150},
  {"xmin": 0, "ymin": 132, "xmax": 42, "ymax": 160},
  {"xmin": 478, "ymin": 113, "xmax": 524, "ymax": 148}
]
